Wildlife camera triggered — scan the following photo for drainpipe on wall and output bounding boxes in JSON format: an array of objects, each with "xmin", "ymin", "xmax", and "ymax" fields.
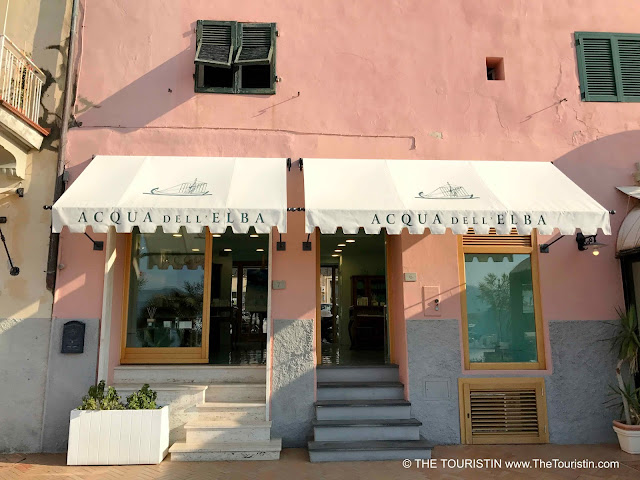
[{"xmin": 45, "ymin": 0, "xmax": 80, "ymax": 292}]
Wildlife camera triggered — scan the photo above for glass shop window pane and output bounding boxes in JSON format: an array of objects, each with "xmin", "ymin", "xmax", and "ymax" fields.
[
  {"xmin": 126, "ymin": 227, "xmax": 205, "ymax": 348},
  {"xmin": 464, "ymin": 253, "xmax": 537, "ymax": 364}
]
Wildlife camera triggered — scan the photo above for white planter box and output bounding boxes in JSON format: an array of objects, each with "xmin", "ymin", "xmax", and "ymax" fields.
[{"xmin": 67, "ymin": 406, "xmax": 169, "ymax": 465}]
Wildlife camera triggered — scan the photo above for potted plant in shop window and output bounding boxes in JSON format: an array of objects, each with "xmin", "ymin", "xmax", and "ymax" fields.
[
  {"xmin": 67, "ymin": 381, "xmax": 169, "ymax": 465},
  {"xmin": 609, "ymin": 306, "xmax": 640, "ymax": 454}
]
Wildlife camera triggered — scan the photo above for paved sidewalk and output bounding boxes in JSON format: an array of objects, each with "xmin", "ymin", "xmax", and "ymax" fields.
[{"xmin": 0, "ymin": 444, "xmax": 638, "ymax": 479}]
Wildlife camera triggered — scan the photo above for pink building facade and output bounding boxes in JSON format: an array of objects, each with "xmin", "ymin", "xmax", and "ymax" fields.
[{"xmin": 47, "ymin": 0, "xmax": 640, "ymax": 459}]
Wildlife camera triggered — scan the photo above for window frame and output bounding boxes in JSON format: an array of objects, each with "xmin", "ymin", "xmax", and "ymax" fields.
[
  {"xmin": 575, "ymin": 31, "xmax": 640, "ymax": 103},
  {"xmin": 194, "ymin": 20, "xmax": 276, "ymax": 95},
  {"xmin": 457, "ymin": 230, "xmax": 546, "ymax": 370},
  {"xmin": 120, "ymin": 229, "xmax": 212, "ymax": 364}
]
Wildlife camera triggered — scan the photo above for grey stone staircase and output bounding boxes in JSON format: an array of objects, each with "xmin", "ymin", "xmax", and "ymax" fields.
[
  {"xmin": 112, "ymin": 365, "xmax": 281, "ymax": 461},
  {"xmin": 308, "ymin": 364, "xmax": 432, "ymax": 462}
]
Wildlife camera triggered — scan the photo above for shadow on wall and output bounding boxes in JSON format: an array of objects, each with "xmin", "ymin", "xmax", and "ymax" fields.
[
  {"xmin": 31, "ymin": 0, "xmax": 71, "ymax": 151},
  {"xmin": 553, "ymin": 130, "xmax": 640, "ymax": 226},
  {"xmin": 74, "ymin": 45, "xmax": 196, "ymax": 131}
]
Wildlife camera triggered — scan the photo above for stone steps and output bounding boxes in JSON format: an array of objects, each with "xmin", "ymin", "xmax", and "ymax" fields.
[
  {"xmin": 185, "ymin": 420, "xmax": 272, "ymax": 443},
  {"xmin": 309, "ymin": 365, "xmax": 431, "ymax": 462},
  {"xmin": 113, "ymin": 365, "xmax": 266, "ymax": 384},
  {"xmin": 205, "ymin": 383, "xmax": 265, "ymax": 402},
  {"xmin": 316, "ymin": 364, "xmax": 400, "ymax": 383},
  {"xmin": 112, "ymin": 365, "xmax": 280, "ymax": 461},
  {"xmin": 312, "ymin": 418, "xmax": 421, "ymax": 442},
  {"xmin": 169, "ymin": 439, "xmax": 281, "ymax": 461},
  {"xmin": 308, "ymin": 438, "xmax": 432, "ymax": 462},
  {"xmin": 317, "ymin": 381, "xmax": 405, "ymax": 400},
  {"xmin": 192, "ymin": 402, "xmax": 266, "ymax": 421},
  {"xmin": 315, "ymin": 399, "xmax": 411, "ymax": 420}
]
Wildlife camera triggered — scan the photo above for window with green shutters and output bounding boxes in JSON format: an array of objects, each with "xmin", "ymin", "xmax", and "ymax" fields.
[
  {"xmin": 194, "ymin": 20, "xmax": 276, "ymax": 94},
  {"xmin": 575, "ymin": 32, "xmax": 640, "ymax": 102}
]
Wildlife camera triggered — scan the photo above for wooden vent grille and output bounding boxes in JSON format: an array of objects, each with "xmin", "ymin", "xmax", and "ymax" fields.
[
  {"xmin": 463, "ymin": 228, "xmax": 532, "ymax": 247},
  {"xmin": 460, "ymin": 378, "xmax": 548, "ymax": 445},
  {"xmin": 470, "ymin": 389, "xmax": 538, "ymax": 436}
]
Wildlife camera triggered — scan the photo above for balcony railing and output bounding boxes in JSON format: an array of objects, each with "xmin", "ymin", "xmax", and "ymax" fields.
[{"xmin": 0, "ymin": 35, "xmax": 45, "ymax": 125}]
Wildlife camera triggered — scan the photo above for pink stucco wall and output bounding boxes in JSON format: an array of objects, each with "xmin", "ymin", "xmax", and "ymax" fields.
[{"xmin": 53, "ymin": 1, "xmax": 640, "ymax": 381}]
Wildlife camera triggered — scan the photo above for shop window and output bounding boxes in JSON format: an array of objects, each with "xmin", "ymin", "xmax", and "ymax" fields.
[
  {"xmin": 458, "ymin": 378, "xmax": 549, "ymax": 444},
  {"xmin": 575, "ymin": 32, "xmax": 640, "ymax": 102},
  {"xmin": 195, "ymin": 20, "xmax": 276, "ymax": 95},
  {"xmin": 123, "ymin": 227, "xmax": 206, "ymax": 354},
  {"xmin": 458, "ymin": 230, "xmax": 546, "ymax": 370}
]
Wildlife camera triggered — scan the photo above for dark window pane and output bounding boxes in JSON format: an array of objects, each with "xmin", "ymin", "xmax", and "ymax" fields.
[
  {"xmin": 202, "ymin": 65, "xmax": 233, "ymax": 88},
  {"xmin": 241, "ymin": 65, "xmax": 271, "ymax": 89}
]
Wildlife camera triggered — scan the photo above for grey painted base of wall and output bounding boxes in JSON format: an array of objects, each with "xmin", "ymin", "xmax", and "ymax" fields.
[
  {"xmin": 41, "ymin": 318, "xmax": 99, "ymax": 452},
  {"xmin": 407, "ymin": 318, "xmax": 619, "ymax": 446},
  {"xmin": 0, "ymin": 317, "xmax": 51, "ymax": 453},
  {"xmin": 546, "ymin": 320, "xmax": 618, "ymax": 444},
  {"xmin": 407, "ymin": 319, "xmax": 463, "ymax": 445},
  {"xmin": 270, "ymin": 319, "xmax": 315, "ymax": 447}
]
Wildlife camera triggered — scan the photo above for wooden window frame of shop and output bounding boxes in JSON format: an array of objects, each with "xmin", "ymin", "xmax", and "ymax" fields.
[
  {"xmin": 457, "ymin": 229, "xmax": 546, "ymax": 371},
  {"xmin": 119, "ymin": 230, "xmax": 213, "ymax": 364},
  {"xmin": 458, "ymin": 377, "xmax": 549, "ymax": 445}
]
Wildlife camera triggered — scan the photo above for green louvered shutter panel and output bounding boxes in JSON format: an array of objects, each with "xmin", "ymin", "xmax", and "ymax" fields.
[
  {"xmin": 617, "ymin": 36, "xmax": 640, "ymax": 102},
  {"xmin": 575, "ymin": 33, "xmax": 619, "ymax": 101},
  {"xmin": 195, "ymin": 21, "xmax": 236, "ymax": 67},
  {"xmin": 234, "ymin": 23, "xmax": 275, "ymax": 65}
]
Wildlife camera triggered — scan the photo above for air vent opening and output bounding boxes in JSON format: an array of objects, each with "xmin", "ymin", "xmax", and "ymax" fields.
[
  {"xmin": 459, "ymin": 378, "xmax": 548, "ymax": 445},
  {"xmin": 486, "ymin": 57, "xmax": 505, "ymax": 80}
]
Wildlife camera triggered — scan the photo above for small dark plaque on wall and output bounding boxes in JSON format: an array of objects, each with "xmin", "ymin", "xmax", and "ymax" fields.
[{"xmin": 61, "ymin": 321, "xmax": 85, "ymax": 354}]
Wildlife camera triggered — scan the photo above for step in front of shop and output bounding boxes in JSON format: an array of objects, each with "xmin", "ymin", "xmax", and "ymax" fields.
[
  {"xmin": 169, "ymin": 439, "xmax": 282, "ymax": 461},
  {"xmin": 308, "ymin": 438, "xmax": 432, "ymax": 462},
  {"xmin": 113, "ymin": 365, "xmax": 266, "ymax": 384},
  {"xmin": 309, "ymin": 364, "xmax": 431, "ymax": 462}
]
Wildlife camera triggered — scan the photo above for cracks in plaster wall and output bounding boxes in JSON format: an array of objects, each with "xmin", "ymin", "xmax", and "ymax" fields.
[
  {"xmin": 74, "ymin": 124, "xmax": 418, "ymax": 150},
  {"xmin": 568, "ymin": 105, "xmax": 606, "ymax": 146}
]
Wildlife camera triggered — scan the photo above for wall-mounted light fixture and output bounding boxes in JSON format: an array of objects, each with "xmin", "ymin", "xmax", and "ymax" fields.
[
  {"xmin": 302, "ymin": 233, "xmax": 312, "ymax": 251},
  {"xmin": 0, "ymin": 217, "xmax": 19, "ymax": 276},
  {"xmin": 540, "ymin": 232, "xmax": 607, "ymax": 255},
  {"xmin": 84, "ymin": 232, "xmax": 104, "ymax": 251},
  {"xmin": 576, "ymin": 232, "xmax": 606, "ymax": 256}
]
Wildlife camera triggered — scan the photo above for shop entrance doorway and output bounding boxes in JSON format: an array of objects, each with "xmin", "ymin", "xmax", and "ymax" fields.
[
  {"xmin": 208, "ymin": 230, "xmax": 269, "ymax": 365},
  {"xmin": 319, "ymin": 229, "xmax": 389, "ymax": 365}
]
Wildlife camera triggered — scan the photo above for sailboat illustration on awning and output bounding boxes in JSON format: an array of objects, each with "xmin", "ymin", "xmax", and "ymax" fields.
[
  {"xmin": 145, "ymin": 178, "xmax": 211, "ymax": 196},
  {"xmin": 417, "ymin": 182, "xmax": 477, "ymax": 199}
]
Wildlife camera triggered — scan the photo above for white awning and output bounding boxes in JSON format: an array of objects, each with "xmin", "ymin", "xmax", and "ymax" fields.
[
  {"xmin": 304, "ymin": 159, "xmax": 611, "ymax": 236},
  {"xmin": 617, "ymin": 186, "xmax": 640, "ymax": 200},
  {"xmin": 617, "ymin": 206, "xmax": 640, "ymax": 255},
  {"xmin": 52, "ymin": 156, "xmax": 287, "ymax": 234}
]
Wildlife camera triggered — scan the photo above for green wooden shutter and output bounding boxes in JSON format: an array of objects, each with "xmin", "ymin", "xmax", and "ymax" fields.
[
  {"xmin": 576, "ymin": 32, "xmax": 640, "ymax": 102},
  {"xmin": 617, "ymin": 36, "xmax": 640, "ymax": 102},
  {"xmin": 234, "ymin": 23, "xmax": 275, "ymax": 65},
  {"xmin": 195, "ymin": 20, "xmax": 236, "ymax": 67}
]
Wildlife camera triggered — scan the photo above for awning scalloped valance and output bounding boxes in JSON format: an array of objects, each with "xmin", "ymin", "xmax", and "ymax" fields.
[
  {"xmin": 52, "ymin": 156, "xmax": 288, "ymax": 234},
  {"xmin": 303, "ymin": 159, "xmax": 611, "ymax": 236}
]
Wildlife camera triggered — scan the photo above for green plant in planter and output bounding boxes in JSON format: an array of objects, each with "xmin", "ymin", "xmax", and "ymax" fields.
[
  {"xmin": 78, "ymin": 382, "xmax": 160, "ymax": 410},
  {"xmin": 78, "ymin": 380, "xmax": 124, "ymax": 410},
  {"xmin": 126, "ymin": 384, "xmax": 158, "ymax": 409},
  {"xmin": 608, "ymin": 306, "xmax": 640, "ymax": 426}
]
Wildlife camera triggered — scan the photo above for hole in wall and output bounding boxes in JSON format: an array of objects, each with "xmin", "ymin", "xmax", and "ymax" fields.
[{"xmin": 486, "ymin": 57, "xmax": 505, "ymax": 80}]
